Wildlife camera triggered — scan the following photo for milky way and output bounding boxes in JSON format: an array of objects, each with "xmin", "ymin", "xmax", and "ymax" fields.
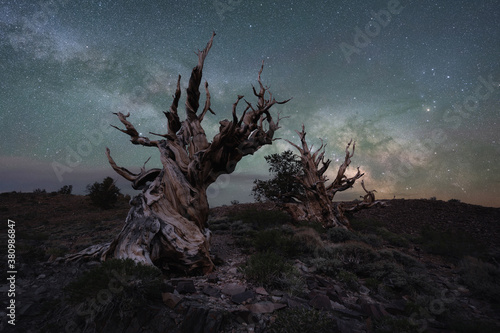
[{"xmin": 1, "ymin": 0, "xmax": 499, "ymax": 206}]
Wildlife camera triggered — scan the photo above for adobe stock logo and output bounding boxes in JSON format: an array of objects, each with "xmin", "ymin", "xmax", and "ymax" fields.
[
  {"xmin": 51, "ymin": 119, "xmax": 114, "ymax": 182},
  {"xmin": 340, "ymin": 0, "xmax": 405, "ymax": 63}
]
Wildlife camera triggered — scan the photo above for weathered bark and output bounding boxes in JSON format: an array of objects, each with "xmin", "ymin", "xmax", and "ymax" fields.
[
  {"xmin": 65, "ymin": 32, "xmax": 288, "ymax": 274},
  {"xmin": 284, "ymin": 125, "xmax": 374, "ymax": 229}
]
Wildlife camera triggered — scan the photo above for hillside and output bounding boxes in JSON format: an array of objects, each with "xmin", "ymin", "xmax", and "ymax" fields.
[{"xmin": 1, "ymin": 192, "xmax": 499, "ymax": 332}]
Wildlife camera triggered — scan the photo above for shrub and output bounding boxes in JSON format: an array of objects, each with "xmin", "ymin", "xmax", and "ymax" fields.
[
  {"xmin": 375, "ymin": 227, "xmax": 410, "ymax": 248},
  {"xmin": 252, "ymin": 229, "xmax": 300, "ymax": 257},
  {"xmin": 336, "ymin": 269, "xmax": 359, "ymax": 289},
  {"xmin": 268, "ymin": 307, "xmax": 335, "ymax": 333},
  {"xmin": 459, "ymin": 256, "xmax": 500, "ymax": 304},
  {"xmin": 58, "ymin": 185, "xmax": 73, "ymax": 194},
  {"xmin": 242, "ymin": 251, "xmax": 295, "ymax": 288},
  {"xmin": 231, "ymin": 208, "xmax": 292, "ymax": 230},
  {"xmin": 86, "ymin": 177, "xmax": 121, "ymax": 209},
  {"xmin": 33, "ymin": 188, "xmax": 46, "ymax": 194},
  {"xmin": 326, "ymin": 227, "xmax": 359, "ymax": 243},
  {"xmin": 65, "ymin": 259, "xmax": 163, "ymax": 304}
]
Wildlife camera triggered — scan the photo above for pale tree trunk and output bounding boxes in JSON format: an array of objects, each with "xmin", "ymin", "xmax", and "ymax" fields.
[
  {"xmin": 284, "ymin": 125, "xmax": 382, "ymax": 229},
  {"xmin": 65, "ymin": 32, "xmax": 288, "ymax": 274}
]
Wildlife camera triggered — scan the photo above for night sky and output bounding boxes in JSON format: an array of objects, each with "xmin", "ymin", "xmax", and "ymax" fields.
[{"xmin": 1, "ymin": 0, "xmax": 499, "ymax": 207}]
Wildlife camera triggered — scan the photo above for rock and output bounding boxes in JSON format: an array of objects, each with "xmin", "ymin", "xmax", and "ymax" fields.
[
  {"xmin": 180, "ymin": 306, "xmax": 208, "ymax": 333},
  {"xmin": 222, "ymin": 283, "xmax": 246, "ymax": 296},
  {"xmin": 309, "ymin": 294, "xmax": 332, "ymax": 311},
  {"xmin": 207, "ymin": 273, "xmax": 219, "ymax": 283},
  {"xmin": 385, "ymin": 299, "xmax": 407, "ymax": 315},
  {"xmin": 306, "ymin": 276, "xmax": 318, "ymax": 290},
  {"xmin": 231, "ymin": 290, "xmax": 255, "ymax": 304},
  {"xmin": 227, "ymin": 267, "xmax": 239, "ymax": 275},
  {"xmin": 359, "ymin": 285, "xmax": 370, "ymax": 295},
  {"xmin": 286, "ymin": 297, "xmax": 309, "ymax": 309},
  {"xmin": 162, "ymin": 292, "xmax": 183, "ymax": 309},
  {"xmin": 334, "ymin": 284, "xmax": 347, "ymax": 297},
  {"xmin": 255, "ymin": 287, "xmax": 269, "ymax": 296},
  {"xmin": 204, "ymin": 309, "xmax": 225, "ymax": 333},
  {"xmin": 326, "ymin": 288, "xmax": 342, "ymax": 302},
  {"xmin": 36, "ymin": 274, "xmax": 46, "ymax": 279},
  {"xmin": 246, "ymin": 301, "xmax": 287, "ymax": 314},
  {"xmin": 232, "ymin": 306, "xmax": 254, "ymax": 324},
  {"xmin": 203, "ymin": 285, "xmax": 221, "ymax": 298},
  {"xmin": 176, "ymin": 280, "xmax": 196, "ymax": 294},
  {"xmin": 358, "ymin": 300, "xmax": 389, "ymax": 320}
]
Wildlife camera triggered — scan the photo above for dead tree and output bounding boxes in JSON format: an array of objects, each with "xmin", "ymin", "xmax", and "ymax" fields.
[
  {"xmin": 284, "ymin": 125, "xmax": 379, "ymax": 229},
  {"xmin": 65, "ymin": 32, "xmax": 288, "ymax": 274}
]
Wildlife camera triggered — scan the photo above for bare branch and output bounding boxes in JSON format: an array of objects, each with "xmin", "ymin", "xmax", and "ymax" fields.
[
  {"xmin": 111, "ymin": 112, "xmax": 158, "ymax": 147},
  {"xmin": 105, "ymin": 148, "xmax": 161, "ymax": 190}
]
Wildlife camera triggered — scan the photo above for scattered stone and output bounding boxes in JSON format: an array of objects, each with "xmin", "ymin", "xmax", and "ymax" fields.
[
  {"xmin": 162, "ymin": 292, "xmax": 183, "ymax": 309},
  {"xmin": 327, "ymin": 288, "xmax": 342, "ymax": 302},
  {"xmin": 359, "ymin": 285, "xmax": 370, "ymax": 295},
  {"xmin": 36, "ymin": 274, "xmax": 46, "ymax": 279},
  {"xmin": 180, "ymin": 306, "xmax": 208, "ymax": 333},
  {"xmin": 176, "ymin": 280, "xmax": 197, "ymax": 294},
  {"xmin": 203, "ymin": 285, "xmax": 221, "ymax": 298},
  {"xmin": 246, "ymin": 301, "xmax": 287, "ymax": 314},
  {"xmin": 222, "ymin": 283, "xmax": 246, "ymax": 296},
  {"xmin": 385, "ymin": 299, "xmax": 407, "ymax": 315},
  {"xmin": 207, "ymin": 273, "xmax": 219, "ymax": 283},
  {"xmin": 358, "ymin": 300, "xmax": 389, "ymax": 320},
  {"xmin": 309, "ymin": 294, "xmax": 332, "ymax": 311},
  {"xmin": 231, "ymin": 290, "xmax": 255, "ymax": 304},
  {"xmin": 255, "ymin": 287, "xmax": 269, "ymax": 296}
]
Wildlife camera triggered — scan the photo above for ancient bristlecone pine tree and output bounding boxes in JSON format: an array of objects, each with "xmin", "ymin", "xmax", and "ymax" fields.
[
  {"xmin": 285, "ymin": 125, "xmax": 381, "ymax": 229},
  {"xmin": 67, "ymin": 33, "xmax": 288, "ymax": 274}
]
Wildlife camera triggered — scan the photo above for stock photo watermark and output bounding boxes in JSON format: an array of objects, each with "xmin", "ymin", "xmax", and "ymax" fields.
[
  {"xmin": 340, "ymin": 0, "xmax": 405, "ymax": 64},
  {"xmin": 6, "ymin": 219, "xmax": 17, "ymax": 326},
  {"xmin": 213, "ymin": 0, "xmax": 242, "ymax": 21}
]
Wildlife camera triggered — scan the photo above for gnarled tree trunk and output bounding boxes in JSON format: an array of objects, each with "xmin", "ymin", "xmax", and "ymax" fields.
[
  {"xmin": 284, "ymin": 125, "xmax": 382, "ymax": 229},
  {"xmin": 65, "ymin": 32, "xmax": 288, "ymax": 274}
]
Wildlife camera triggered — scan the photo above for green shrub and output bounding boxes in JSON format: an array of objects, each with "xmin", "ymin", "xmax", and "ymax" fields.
[
  {"xmin": 336, "ymin": 269, "xmax": 359, "ymax": 289},
  {"xmin": 242, "ymin": 251, "xmax": 295, "ymax": 288},
  {"xmin": 459, "ymin": 256, "xmax": 500, "ymax": 304},
  {"xmin": 64, "ymin": 259, "xmax": 163, "ymax": 304},
  {"xmin": 58, "ymin": 185, "xmax": 73, "ymax": 194},
  {"xmin": 252, "ymin": 229, "xmax": 299, "ymax": 257},
  {"xmin": 329, "ymin": 241, "xmax": 379, "ymax": 268},
  {"xmin": 268, "ymin": 307, "xmax": 335, "ymax": 333},
  {"xmin": 359, "ymin": 233, "xmax": 384, "ymax": 248},
  {"xmin": 326, "ymin": 227, "xmax": 359, "ymax": 243},
  {"xmin": 375, "ymin": 227, "xmax": 410, "ymax": 248},
  {"xmin": 86, "ymin": 177, "xmax": 121, "ymax": 209}
]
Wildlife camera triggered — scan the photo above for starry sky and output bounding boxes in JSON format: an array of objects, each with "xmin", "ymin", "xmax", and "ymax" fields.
[{"xmin": 1, "ymin": 0, "xmax": 499, "ymax": 207}]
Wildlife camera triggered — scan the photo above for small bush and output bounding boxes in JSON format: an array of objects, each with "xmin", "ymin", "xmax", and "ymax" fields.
[
  {"xmin": 86, "ymin": 177, "xmax": 121, "ymax": 209},
  {"xmin": 336, "ymin": 269, "xmax": 359, "ymax": 289},
  {"xmin": 326, "ymin": 227, "xmax": 359, "ymax": 243},
  {"xmin": 243, "ymin": 251, "xmax": 295, "ymax": 288},
  {"xmin": 65, "ymin": 259, "xmax": 163, "ymax": 304},
  {"xmin": 58, "ymin": 185, "xmax": 73, "ymax": 194},
  {"xmin": 33, "ymin": 188, "xmax": 46, "ymax": 194},
  {"xmin": 268, "ymin": 307, "xmax": 335, "ymax": 333},
  {"xmin": 231, "ymin": 208, "xmax": 292, "ymax": 230},
  {"xmin": 375, "ymin": 227, "xmax": 410, "ymax": 248},
  {"xmin": 459, "ymin": 256, "xmax": 500, "ymax": 304}
]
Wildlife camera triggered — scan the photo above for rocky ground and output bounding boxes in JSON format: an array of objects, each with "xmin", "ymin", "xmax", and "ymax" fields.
[{"xmin": 0, "ymin": 193, "xmax": 499, "ymax": 332}]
